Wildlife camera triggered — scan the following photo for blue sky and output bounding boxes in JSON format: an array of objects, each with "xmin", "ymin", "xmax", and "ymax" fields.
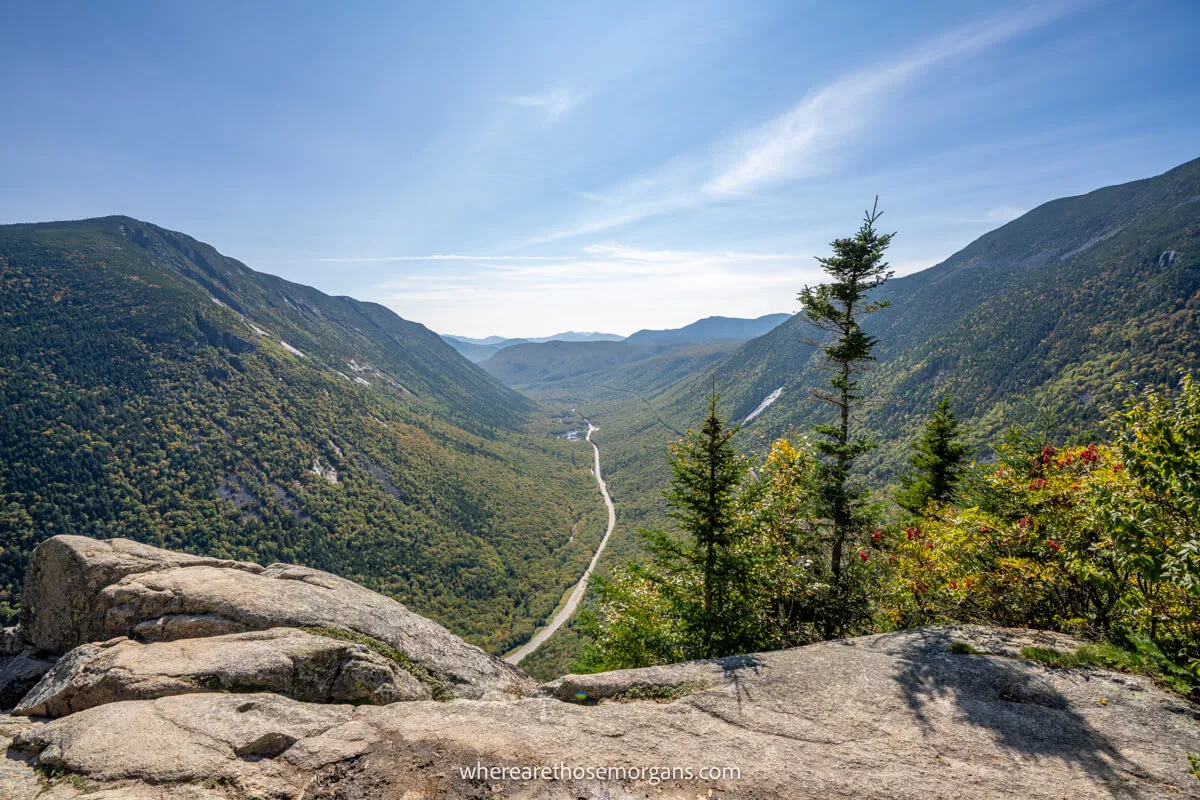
[{"xmin": 2, "ymin": 1, "xmax": 1199, "ymax": 337}]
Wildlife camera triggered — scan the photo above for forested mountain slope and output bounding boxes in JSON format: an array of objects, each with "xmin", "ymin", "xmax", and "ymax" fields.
[
  {"xmin": 516, "ymin": 156, "xmax": 1200, "ymax": 678},
  {"xmin": 707, "ymin": 156, "xmax": 1200, "ymax": 447},
  {"xmin": 0, "ymin": 217, "xmax": 608, "ymax": 653},
  {"xmin": 480, "ymin": 340, "xmax": 692, "ymax": 391},
  {"xmin": 582, "ymin": 156, "xmax": 1200, "ymax": 551}
]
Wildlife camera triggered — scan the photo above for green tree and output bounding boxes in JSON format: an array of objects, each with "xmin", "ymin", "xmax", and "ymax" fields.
[
  {"xmin": 653, "ymin": 386, "xmax": 751, "ymax": 656},
  {"xmin": 1110, "ymin": 372, "xmax": 1200, "ymax": 660},
  {"xmin": 735, "ymin": 436, "xmax": 827, "ymax": 648},
  {"xmin": 798, "ymin": 199, "xmax": 894, "ymax": 638},
  {"xmin": 895, "ymin": 395, "xmax": 971, "ymax": 515},
  {"xmin": 583, "ymin": 386, "xmax": 754, "ymax": 666}
]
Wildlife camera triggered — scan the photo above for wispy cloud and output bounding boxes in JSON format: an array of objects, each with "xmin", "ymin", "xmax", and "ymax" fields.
[
  {"xmin": 378, "ymin": 243, "xmax": 814, "ymax": 306},
  {"xmin": 581, "ymin": 243, "xmax": 811, "ymax": 266},
  {"xmin": 375, "ymin": 240, "xmax": 810, "ymax": 336},
  {"xmin": 531, "ymin": 1, "xmax": 1080, "ymax": 243},
  {"xmin": 502, "ymin": 88, "xmax": 587, "ymax": 123},
  {"xmin": 314, "ymin": 254, "xmax": 574, "ymax": 263},
  {"xmin": 705, "ymin": 3, "xmax": 1077, "ymax": 197},
  {"xmin": 938, "ymin": 206, "xmax": 1030, "ymax": 226},
  {"xmin": 982, "ymin": 205, "xmax": 1027, "ymax": 224}
]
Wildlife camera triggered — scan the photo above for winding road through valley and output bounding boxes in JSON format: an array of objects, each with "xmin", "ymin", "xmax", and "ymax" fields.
[{"xmin": 504, "ymin": 422, "xmax": 616, "ymax": 665}]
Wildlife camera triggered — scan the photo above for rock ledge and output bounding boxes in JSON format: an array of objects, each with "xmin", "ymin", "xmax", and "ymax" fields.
[{"xmin": 2, "ymin": 537, "xmax": 1199, "ymax": 799}]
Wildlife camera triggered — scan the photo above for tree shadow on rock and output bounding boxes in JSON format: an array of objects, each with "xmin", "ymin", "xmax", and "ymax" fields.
[
  {"xmin": 886, "ymin": 628, "xmax": 1138, "ymax": 790},
  {"xmin": 710, "ymin": 653, "xmax": 766, "ymax": 711}
]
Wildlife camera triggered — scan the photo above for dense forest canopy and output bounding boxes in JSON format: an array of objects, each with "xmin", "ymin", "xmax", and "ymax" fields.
[{"xmin": 0, "ymin": 217, "xmax": 608, "ymax": 654}]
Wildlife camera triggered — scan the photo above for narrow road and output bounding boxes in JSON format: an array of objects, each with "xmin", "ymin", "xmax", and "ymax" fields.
[{"xmin": 504, "ymin": 421, "xmax": 616, "ymax": 665}]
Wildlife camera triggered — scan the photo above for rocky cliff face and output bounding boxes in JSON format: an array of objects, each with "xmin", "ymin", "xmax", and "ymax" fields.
[
  {"xmin": 18, "ymin": 536, "xmax": 535, "ymax": 701},
  {"xmin": 2, "ymin": 536, "xmax": 1199, "ymax": 799}
]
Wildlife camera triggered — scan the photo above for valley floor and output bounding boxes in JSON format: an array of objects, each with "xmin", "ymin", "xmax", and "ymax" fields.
[{"xmin": 505, "ymin": 421, "xmax": 616, "ymax": 665}]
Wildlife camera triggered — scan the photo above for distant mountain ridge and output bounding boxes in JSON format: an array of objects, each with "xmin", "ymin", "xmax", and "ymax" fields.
[
  {"xmin": 475, "ymin": 313, "xmax": 793, "ymax": 386},
  {"xmin": 442, "ymin": 317, "xmax": 790, "ymax": 365},
  {"xmin": 442, "ymin": 331, "xmax": 623, "ymax": 363},
  {"xmin": 625, "ymin": 313, "xmax": 791, "ymax": 347},
  {"xmin": 450, "ymin": 331, "xmax": 623, "ymax": 346}
]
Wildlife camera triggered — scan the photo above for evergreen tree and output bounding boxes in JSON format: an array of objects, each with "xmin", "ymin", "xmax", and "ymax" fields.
[
  {"xmin": 649, "ymin": 384, "xmax": 752, "ymax": 657},
  {"xmin": 584, "ymin": 384, "xmax": 755, "ymax": 666},
  {"xmin": 895, "ymin": 395, "xmax": 971, "ymax": 515},
  {"xmin": 798, "ymin": 199, "xmax": 894, "ymax": 638}
]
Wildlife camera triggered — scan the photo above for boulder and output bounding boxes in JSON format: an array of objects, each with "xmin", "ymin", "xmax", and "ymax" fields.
[
  {"xmin": 14, "ymin": 628, "xmax": 430, "ymax": 718},
  {"xmin": 14, "ymin": 693, "xmax": 355, "ymax": 798},
  {"xmin": 21, "ymin": 536, "xmax": 537, "ymax": 700},
  {"xmin": 1, "ymin": 711, "xmax": 231, "ymax": 800},
  {"xmin": 9, "ymin": 627, "xmax": 1200, "ymax": 798},
  {"xmin": 20, "ymin": 536, "xmax": 262, "ymax": 655}
]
